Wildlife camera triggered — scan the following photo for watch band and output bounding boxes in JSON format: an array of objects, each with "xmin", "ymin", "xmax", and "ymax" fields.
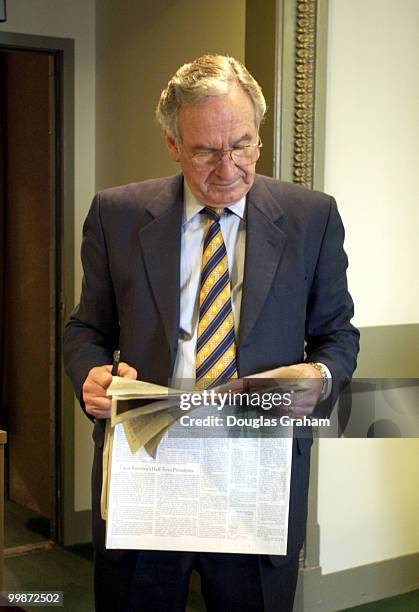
[{"xmin": 308, "ymin": 362, "xmax": 328, "ymax": 393}]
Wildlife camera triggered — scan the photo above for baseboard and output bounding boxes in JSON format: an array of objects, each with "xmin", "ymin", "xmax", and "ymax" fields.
[
  {"xmin": 294, "ymin": 565, "xmax": 321, "ymax": 611},
  {"xmin": 298, "ymin": 552, "xmax": 419, "ymax": 611}
]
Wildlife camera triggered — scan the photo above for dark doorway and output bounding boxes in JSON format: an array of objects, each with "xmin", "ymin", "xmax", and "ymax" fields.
[{"xmin": 0, "ymin": 47, "xmax": 62, "ymax": 546}]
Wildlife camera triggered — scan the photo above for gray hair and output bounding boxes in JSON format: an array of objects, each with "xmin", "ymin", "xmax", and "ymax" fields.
[{"xmin": 156, "ymin": 54, "xmax": 266, "ymax": 141}]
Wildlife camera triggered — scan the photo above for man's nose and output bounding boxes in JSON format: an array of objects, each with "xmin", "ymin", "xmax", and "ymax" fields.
[{"xmin": 214, "ymin": 151, "xmax": 237, "ymax": 177}]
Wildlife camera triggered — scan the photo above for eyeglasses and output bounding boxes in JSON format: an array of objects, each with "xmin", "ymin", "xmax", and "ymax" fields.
[{"xmin": 181, "ymin": 138, "xmax": 263, "ymax": 171}]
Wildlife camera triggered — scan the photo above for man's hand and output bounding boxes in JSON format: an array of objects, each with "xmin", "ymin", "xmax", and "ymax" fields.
[
  {"xmin": 272, "ymin": 363, "xmax": 324, "ymax": 416},
  {"xmin": 82, "ymin": 362, "xmax": 138, "ymax": 419},
  {"xmin": 242, "ymin": 363, "xmax": 324, "ymax": 416}
]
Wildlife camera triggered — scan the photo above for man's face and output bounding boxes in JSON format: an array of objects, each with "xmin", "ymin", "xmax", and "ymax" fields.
[{"xmin": 165, "ymin": 83, "xmax": 259, "ymax": 207}]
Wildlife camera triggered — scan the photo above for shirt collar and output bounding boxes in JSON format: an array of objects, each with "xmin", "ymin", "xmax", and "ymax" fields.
[{"xmin": 183, "ymin": 180, "xmax": 246, "ymax": 224}]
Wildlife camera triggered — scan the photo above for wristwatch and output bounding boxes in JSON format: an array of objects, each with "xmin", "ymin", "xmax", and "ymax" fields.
[{"xmin": 308, "ymin": 362, "xmax": 329, "ymax": 396}]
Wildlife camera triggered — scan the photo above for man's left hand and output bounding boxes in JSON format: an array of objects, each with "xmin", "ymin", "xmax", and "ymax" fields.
[
  {"xmin": 267, "ymin": 363, "xmax": 324, "ymax": 416},
  {"xmin": 241, "ymin": 363, "xmax": 324, "ymax": 416}
]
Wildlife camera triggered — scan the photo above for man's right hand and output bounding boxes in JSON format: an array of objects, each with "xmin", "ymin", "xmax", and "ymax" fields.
[{"xmin": 82, "ymin": 362, "xmax": 138, "ymax": 419}]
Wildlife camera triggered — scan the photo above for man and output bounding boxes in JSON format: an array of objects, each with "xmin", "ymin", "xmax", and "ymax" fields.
[{"xmin": 64, "ymin": 55, "xmax": 359, "ymax": 611}]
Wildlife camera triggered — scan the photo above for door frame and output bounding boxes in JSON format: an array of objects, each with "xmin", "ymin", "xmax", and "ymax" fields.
[{"xmin": 0, "ymin": 31, "xmax": 78, "ymax": 545}]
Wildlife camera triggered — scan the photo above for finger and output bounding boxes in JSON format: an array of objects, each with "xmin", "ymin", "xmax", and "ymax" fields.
[
  {"xmin": 86, "ymin": 404, "xmax": 111, "ymax": 419},
  {"xmin": 87, "ymin": 366, "xmax": 113, "ymax": 387},
  {"xmin": 83, "ymin": 377, "xmax": 112, "ymax": 397},
  {"xmin": 83, "ymin": 381, "xmax": 111, "ymax": 404},
  {"xmin": 84, "ymin": 396, "xmax": 112, "ymax": 411},
  {"xmin": 290, "ymin": 396, "xmax": 316, "ymax": 412},
  {"xmin": 118, "ymin": 362, "xmax": 138, "ymax": 379},
  {"xmin": 288, "ymin": 391, "xmax": 321, "ymax": 415}
]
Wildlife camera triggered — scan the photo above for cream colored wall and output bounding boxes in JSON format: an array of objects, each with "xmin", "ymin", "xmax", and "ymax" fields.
[
  {"xmin": 319, "ymin": 439, "xmax": 419, "ymax": 574},
  {"xmin": 0, "ymin": 1, "xmax": 96, "ymax": 514},
  {"xmin": 96, "ymin": 0, "xmax": 246, "ymax": 190},
  {"xmin": 324, "ymin": 0, "xmax": 419, "ymax": 329},
  {"xmin": 319, "ymin": 0, "xmax": 419, "ymax": 574}
]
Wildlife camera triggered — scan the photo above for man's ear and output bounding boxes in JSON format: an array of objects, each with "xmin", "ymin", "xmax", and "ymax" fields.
[{"xmin": 165, "ymin": 131, "xmax": 181, "ymax": 163}]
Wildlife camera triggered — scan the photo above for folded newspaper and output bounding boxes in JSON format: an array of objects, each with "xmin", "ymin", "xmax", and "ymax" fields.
[
  {"xmin": 106, "ymin": 372, "xmax": 307, "ymax": 456},
  {"xmin": 102, "ymin": 373, "xmax": 299, "ymax": 555}
]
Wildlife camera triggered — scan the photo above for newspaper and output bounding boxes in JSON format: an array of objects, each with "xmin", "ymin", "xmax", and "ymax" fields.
[
  {"xmin": 107, "ymin": 373, "xmax": 307, "ymax": 455},
  {"xmin": 103, "ymin": 373, "xmax": 305, "ymax": 554},
  {"xmin": 105, "ymin": 422, "xmax": 293, "ymax": 555}
]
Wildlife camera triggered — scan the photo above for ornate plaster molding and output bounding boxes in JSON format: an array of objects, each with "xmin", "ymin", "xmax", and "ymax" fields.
[{"xmin": 293, "ymin": 0, "xmax": 317, "ymax": 188}]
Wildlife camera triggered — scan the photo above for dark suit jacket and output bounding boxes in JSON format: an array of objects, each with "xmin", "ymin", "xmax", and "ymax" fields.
[{"xmin": 64, "ymin": 173, "xmax": 359, "ymax": 566}]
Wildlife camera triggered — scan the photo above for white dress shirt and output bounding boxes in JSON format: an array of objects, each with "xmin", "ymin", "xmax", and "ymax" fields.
[{"xmin": 172, "ymin": 183, "xmax": 245, "ymax": 383}]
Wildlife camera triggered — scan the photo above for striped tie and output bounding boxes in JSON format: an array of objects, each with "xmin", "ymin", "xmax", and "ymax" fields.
[{"xmin": 195, "ymin": 207, "xmax": 238, "ymax": 390}]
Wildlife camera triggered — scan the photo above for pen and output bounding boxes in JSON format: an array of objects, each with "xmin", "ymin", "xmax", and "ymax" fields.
[{"xmin": 111, "ymin": 350, "xmax": 120, "ymax": 376}]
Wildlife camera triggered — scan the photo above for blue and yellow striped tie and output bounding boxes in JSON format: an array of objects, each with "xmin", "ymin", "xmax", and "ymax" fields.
[{"xmin": 195, "ymin": 208, "xmax": 238, "ymax": 390}]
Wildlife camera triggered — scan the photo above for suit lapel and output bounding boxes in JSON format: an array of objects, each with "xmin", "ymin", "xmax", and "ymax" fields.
[
  {"xmin": 138, "ymin": 176, "xmax": 183, "ymax": 357},
  {"xmin": 238, "ymin": 176, "xmax": 287, "ymax": 348}
]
